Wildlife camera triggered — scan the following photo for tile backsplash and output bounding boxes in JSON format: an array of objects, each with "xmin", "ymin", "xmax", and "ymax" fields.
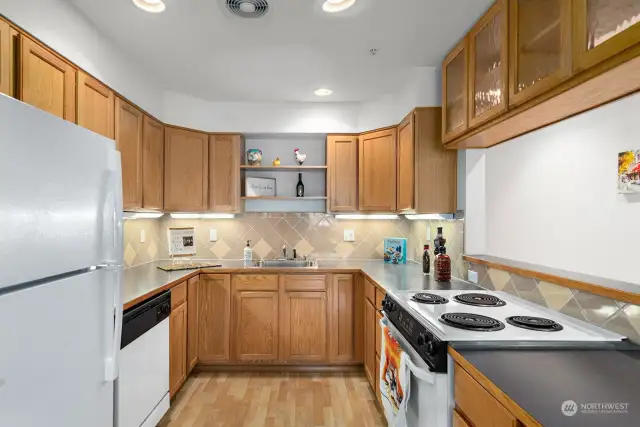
[{"xmin": 123, "ymin": 213, "xmax": 466, "ymax": 277}]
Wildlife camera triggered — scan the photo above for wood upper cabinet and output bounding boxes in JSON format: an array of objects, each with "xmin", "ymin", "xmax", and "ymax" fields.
[
  {"xmin": 363, "ymin": 298, "xmax": 376, "ymax": 388},
  {"xmin": 77, "ymin": 71, "xmax": 114, "ymax": 139},
  {"xmin": 164, "ymin": 127, "xmax": 209, "ymax": 212},
  {"xmin": 115, "ymin": 98, "xmax": 143, "ymax": 210},
  {"xmin": 468, "ymin": 0, "xmax": 509, "ymax": 127},
  {"xmin": 573, "ymin": 0, "xmax": 640, "ymax": 71},
  {"xmin": 0, "ymin": 18, "xmax": 16, "ymax": 97},
  {"xmin": 198, "ymin": 274, "xmax": 231, "ymax": 363},
  {"xmin": 142, "ymin": 115, "xmax": 164, "ymax": 210},
  {"xmin": 186, "ymin": 275, "xmax": 199, "ymax": 373},
  {"xmin": 442, "ymin": 38, "xmax": 469, "ymax": 142},
  {"xmin": 169, "ymin": 300, "xmax": 187, "ymax": 398},
  {"xmin": 281, "ymin": 291, "xmax": 328, "ymax": 363},
  {"xmin": 18, "ymin": 35, "xmax": 76, "ymax": 122},
  {"xmin": 359, "ymin": 128, "xmax": 397, "ymax": 212},
  {"xmin": 453, "ymin": 410, "xmax": 472, "ymax": 427},
  {"xmin": 509, "ymin": 0, "xmax": 573, "ymax": 106},
  {"xmin": 209, "ymin": 134, "xmax": 241, "ymax": 213},
  {"xmin": 234, "ymin": 290, "xmax": 279, "ymax": 362},
  {"xmin": 329, "ymin": 274, "xmax": 357, "ymax": 363},
  {"xmin": 397, "ymin": 115, "xmax": 415, "ymax": 212},
  {"xmin": 327, "ymin": 135, "xmax": 358, "ymax": 212}
]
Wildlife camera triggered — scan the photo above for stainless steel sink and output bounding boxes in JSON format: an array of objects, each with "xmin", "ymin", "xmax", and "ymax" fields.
[{"xmin": 255, "ymin": 259, "xmax": 316, "ymax": 268}]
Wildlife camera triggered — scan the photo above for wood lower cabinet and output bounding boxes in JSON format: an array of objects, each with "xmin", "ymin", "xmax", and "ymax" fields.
[
  {"xmin": 234, "ymin": 290, "xmax": 279, "ymax": 362},
  {"xmin": 186, "ymin": 275, "xmax": 199, "ymax": 373},
  {"xmin": 77, "ymin": 71, "xmax": 114, "ymax": 139},
  {"xmin": 164, "ymin": 127, "xmax": 209, "ymax": 211},
  {"xmin": 0, "ymin": 18, "xmax": 16, "ymax": 97},
  {"xmin": 209, "ymin": 134, "xmax": 241, "ymax": 212},
  {"xmin": 453, "ymin": 410, "xmax": 471, "ymax": 427},
  {"xmin": 281, "ymin": 291, "xmax": 328, "ymax": 363},
  {"xmin": 18, "ymin": 35, "xmax": 76, "ymax": 122},
  {"xmin": 363, "ymin": 297, "xmax": 376, "ymax": 388},
  {"xmin": 142, "ymin": 115, "xmax": 164, "ymax": 210},
  {"xmin": 359, "ymin": 128, "xmax": 397, "ymax": 212},
  {"xmin": 169, "ymin": 300, "xmax": 187, "ymax": 398},
  {"xmin": 115, "ymin": 98, "xmax": 143, "ymax": 209},
  {"xmin": 327, "ymin": 135, "xmax": 359, "ymax": 212},
  {"xmin": 329, "ymin": 274, "xmax": 359, "ymax": 364},
  {"xmin": 198, "ymin": 274, "xmax": 231, "ymax": 363},
  {"xmin": 375, "ymin": 353, "xmax": 381, "ymax": 406}
]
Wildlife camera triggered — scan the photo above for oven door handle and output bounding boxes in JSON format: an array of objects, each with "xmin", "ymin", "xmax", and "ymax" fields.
[{"xmin": 404, "ymin": 356, "xmax": 436, "ymax": 384}]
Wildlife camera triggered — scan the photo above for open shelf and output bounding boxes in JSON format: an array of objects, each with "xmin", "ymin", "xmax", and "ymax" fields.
[
  {"xmin": 241, "ymin": 196, "xmax": 327, "ymax": 200},
  {"xmin": 240, "ymin": 165, "xmax": 327, "ymax": 171}
]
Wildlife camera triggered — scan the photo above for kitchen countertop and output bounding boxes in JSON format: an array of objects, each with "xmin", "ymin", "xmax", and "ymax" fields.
[
  {"xmin": 451, "ymin": 345, "xmax": 640, "ymax": 427},
  {"xmin": 123, "ymin": 259, "xmax": 479, "ymax": 309}
]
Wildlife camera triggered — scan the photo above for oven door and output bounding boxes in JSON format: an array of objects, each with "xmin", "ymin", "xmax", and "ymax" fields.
[{"xmin": 380, "ymin": 316, "xmax": 452, "ymax": 427}]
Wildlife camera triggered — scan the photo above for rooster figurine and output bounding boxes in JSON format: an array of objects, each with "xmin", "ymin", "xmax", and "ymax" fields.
[{"xmin": 294, "ymin": 148, "xmax": 307, "ymax": 165}]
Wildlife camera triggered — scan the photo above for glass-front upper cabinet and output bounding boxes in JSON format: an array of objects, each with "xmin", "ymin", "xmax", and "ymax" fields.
[
  {"xmin": 508, "ymin": 0, "xmax": 573, "ymax": 106},
  {"xmin": 442, "ymin": 38, "xmax": 468, "ymax": 143},
  {"xmin": 468, "ymin": 0, "xmax": 508, "ymax": 128},
  {"xmin": 573, "ymin": 0, "xmax": 640, "ymax": 71}
]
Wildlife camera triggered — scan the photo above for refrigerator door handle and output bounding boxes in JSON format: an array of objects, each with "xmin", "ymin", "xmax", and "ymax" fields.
[
  {"xmin": 101, "ymin": 151, "xmax": 123, "ymax": 266},
  {"xmin": 104, "ymin": 265, "xmax": 123, "ymax": 382}
]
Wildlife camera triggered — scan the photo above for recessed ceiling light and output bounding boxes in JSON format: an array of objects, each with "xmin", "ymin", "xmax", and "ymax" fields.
[
  {"xmin": 239, "ymin": 1, "xmax": 257, "ymax": 13},
  {"xmin": 314, "ymin": 88, "xmax": 333, "ymax": 97},
  {"xmin": 322, "ymin": 0, "xmax": 356, "ymax": 13},
  {"xmin": 133, "ymin": 0, "xmax": 166, "ymax": 13}
]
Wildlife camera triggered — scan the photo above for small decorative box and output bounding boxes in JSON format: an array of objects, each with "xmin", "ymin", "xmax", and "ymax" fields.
[{"xmin": 383, "ymin": 237, "xmax": 407, "ymax": 264}]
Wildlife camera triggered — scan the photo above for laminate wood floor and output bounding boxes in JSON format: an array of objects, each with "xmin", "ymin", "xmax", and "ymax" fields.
[{"xmin": 159, "ymin": 371, "xmax": 386, "ymax": 427}]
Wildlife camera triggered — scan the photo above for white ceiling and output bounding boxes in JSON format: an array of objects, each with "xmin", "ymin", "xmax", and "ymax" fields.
[{"xmin": 65, "ymin": 0, "xmax": 493, "ymax": 103}]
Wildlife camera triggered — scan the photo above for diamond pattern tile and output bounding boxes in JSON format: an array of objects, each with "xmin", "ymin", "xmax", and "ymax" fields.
[
  {"xmin": 487, "ymin": 268, "xmax": 511, "ymax": 291},
  {"xmin": 252, "ymin": 239, "xmax": 273, "ymax": 260},
  {"xmin": 124, "ymin": 243, "xmax": 137, "ymax": 267},
  {"xmin": 536, "ymin": 281, "xmax": 575, "ymax": 311},
  {"xmin": 211, "ymin": 239, "xmax": 232, "ymax": 258}
]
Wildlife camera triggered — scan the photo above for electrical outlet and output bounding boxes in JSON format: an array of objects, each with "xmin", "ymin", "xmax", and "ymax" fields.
[
  {"xmin": 140, "ymin": 230, "xmax": 145, "ymax": 243},
  {"xmin": 468, "ymin": 270, "xmax": 479, "ymax": 284},
  {"xmin": 209, "ymin": 228, "xmax": 218, "ymax": 242},
  {"xmin": 344, "ymin": 229, "xmax": 355, "ymax": 242}
]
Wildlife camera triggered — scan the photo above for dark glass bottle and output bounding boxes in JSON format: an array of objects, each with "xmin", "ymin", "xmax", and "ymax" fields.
[
  {"xmin": 434, "ymin": 247, "xmax": 451, "ymax": 282},
  {"xmin": 434, "ymin": 226, "xmax": 447, "ymax": 255},
  {"xmin": 422, "ymin": 245, "xmax": 431, "ymax": 275},
  {"xmin": 296, "ymin": 173, "xmax": 304, "ymax": 197}
]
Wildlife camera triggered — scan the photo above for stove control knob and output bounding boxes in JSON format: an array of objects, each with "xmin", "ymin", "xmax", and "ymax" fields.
[
  {"xmin": 159, "ymin": 302, "xmax": 171, "ymax": 316},
  {"xmin": 426, "ymin": 340, "xmax": 436, "ymax": 356},
  {"xmin": 416, "ymin": 333, "xmax": 426, "ymax": 347},
  {"xmin": 382, "ymin": 299, "xmax": 396, "ymax": 312}
]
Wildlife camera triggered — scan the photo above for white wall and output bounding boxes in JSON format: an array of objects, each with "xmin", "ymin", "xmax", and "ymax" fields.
[
  {"xmin": 464, "ymin": 149, "xmax": 487, "ymax": 255},
  {"xmin": 357, "ymin": 67, "xmax": 441, "ymax": 130},
  {"xmin": 0, "ymin": 0, "xmax": 164, "ymax": 119},
  {"xmin": 481, "ymin": 93, "xmax": 640, "ymax": 284}
]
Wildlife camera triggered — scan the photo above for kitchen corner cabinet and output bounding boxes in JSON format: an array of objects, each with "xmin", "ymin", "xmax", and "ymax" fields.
[
  {"xmin": 329, "ymin": 274, "xmax": 360, "ymax": 364},
  {"xmin": 468, "ymin": 0, "xmax": 509, "ymax": 127},
  {"xmin": 209, "ymin": 134, "xmax": 241, "ymax": 213},
  {"xmin": 363, "ymin": 294, "xmax": 376, "ymax": 388},
  {"xmin": 573, "ymin": 0, "xmax": 640, "ymax": 71},
  {"xmin": 359, "ymin": 128, "xmax": 397, "ymax": 212},
  {"xmin": 186, "ymin": 275, "xmax": 199, "ymax": 373},
  {"xmin": 509, "ymin": 0, "xmax": 573, "ymax": 107},
  {"xmin": 18, "ymin": 35, "xmax": 76, "ymax": 122},
  {"xmin": 327, "ymin": 135, "xmax": 359, "ymax": 212},
  {"xmin": 0, "ymin": 18, "xmax": 16, "ymax": 97},
  {"xmin": 198, "ymin": 274, "xmax": 231, "ymax": 364},
  {"xmin": 142, "ymin": 115, "xmax": 164, "ymax": 210},
  {"xmin": 77, "ymin": 71, "xmax": 114, "ymax": 139},
  {"xmin": 169, "ymin": 282, "xmax": 188, "ymax": 398},
  {"xmin": 115, "ymin": 98, "xmax": 143, "ymax": 210},
  {"xmin": 442, "ymin": 38, "xmax": 469, "ymax": 142},
  {"xmin": 164, "ymin": 127, "xmax": 209, "ymax": 212}
]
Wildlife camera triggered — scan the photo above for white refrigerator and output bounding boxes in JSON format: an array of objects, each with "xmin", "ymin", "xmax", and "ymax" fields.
[{"xmin": 0, "ymin": 94, "xmax": 124, "ymax": 427}]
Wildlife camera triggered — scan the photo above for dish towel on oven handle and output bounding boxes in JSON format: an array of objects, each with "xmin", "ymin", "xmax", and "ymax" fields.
[{"xmin": 379, "ymin": 319, "xmax": 410, "ymax": 427}]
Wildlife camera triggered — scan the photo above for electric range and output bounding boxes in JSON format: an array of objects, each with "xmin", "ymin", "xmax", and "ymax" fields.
[{"xmin": 382, "ymin": 290, "xmax": 626, "ymax": 373}]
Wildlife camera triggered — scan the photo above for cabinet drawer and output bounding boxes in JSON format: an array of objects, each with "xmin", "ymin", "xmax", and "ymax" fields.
[
  {"xmin": 283, "ymin": 275, "xmax": 327, "ymax": 291},
  {"xmin": 233, "ymin": 274, "xmax": 278, "ymax": 291},
  {"xmin": 375, "ymin": 289, "xmax": 385, "ymax": 310},
  {"xmin": 171, "ymin": 281, "xmax": 187, "ymax": 310},
  {"xmin": 454, "ymin": 364, "xmax": 517, "ymax": 427},
  {"xmin": 364, "ymin": 278, "xmax": 376, "ymax": 304}
]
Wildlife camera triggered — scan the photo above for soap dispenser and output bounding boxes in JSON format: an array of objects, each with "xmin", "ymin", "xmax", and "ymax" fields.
[{"xmin": 244, "ymin": 240, "xmax": 253, "ymax": 267}]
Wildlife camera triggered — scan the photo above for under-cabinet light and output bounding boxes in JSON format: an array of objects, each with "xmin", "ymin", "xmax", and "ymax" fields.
[
  {"xmin": 334, "ymin": 214, "xmax": 399, "ymax": 220},
  {"xmin": 322, "ymin": 0, "xmax": 356, "ymax": 13},
  {"xmin": 404, "ymin": 214, "xmax": 454, "ymax": 220},
  {"xmin": 132, "ymin": 0, "xmax": 166, "ymax": 13},
  {"xmin": 123, "ymin": 212, "xmax": 164, "ymax": 219},
  {"xmin": 170, "ymin": 213, "xmax": 236, "ymax": 219}
]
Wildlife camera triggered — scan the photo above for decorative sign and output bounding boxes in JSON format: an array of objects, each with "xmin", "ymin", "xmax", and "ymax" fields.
[
  {"xmin": 168, "ymin": 227, "xmax": 196, "ymax": 256},
  {"xmin": 246, "ymin": 177, "xmax": 277, "ymax": 197},
  {"xmin": 618, "ymin": 149, "xmax": 640, "ymax": 194}
]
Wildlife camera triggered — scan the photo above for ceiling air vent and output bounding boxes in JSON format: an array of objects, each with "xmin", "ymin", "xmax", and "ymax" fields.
[{"xmin": 226, "ymin": 0, "xmax": 269, "ymax": 18}]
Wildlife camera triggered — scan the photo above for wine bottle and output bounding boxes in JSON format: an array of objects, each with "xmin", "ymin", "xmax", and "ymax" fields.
[{"xmin": 296, "ymin": 173, "xmax": 304, "ymax": 197}]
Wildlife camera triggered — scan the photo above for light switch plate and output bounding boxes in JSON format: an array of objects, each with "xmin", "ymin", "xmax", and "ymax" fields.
[
  {"xmin": 209, "ymin": 228, "xmax": 218, "ymax": 242},
  {"xmin": 140, "ymin": 230, "xmax": 145, "ymax": 243},
  {"xmin": 426, "ymin": 228, "xmax": 431, "ymax": 242},
  {"xmin": 344, "ymin": 230, "xmax": 355, "ymax": 242},
  {"xmin": 468, "ymin": 270, "xmax": 479, "ymax": 284}
]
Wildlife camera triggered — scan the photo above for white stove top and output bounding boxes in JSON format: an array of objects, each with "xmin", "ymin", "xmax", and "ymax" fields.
[{"xmin": 391, "ymin": 290, "xmax": 625, "ymax": 342}]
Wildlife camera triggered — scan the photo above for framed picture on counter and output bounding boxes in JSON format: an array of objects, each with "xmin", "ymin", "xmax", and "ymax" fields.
[{"xmin": 168, "ymin": 227, "xmax": 196, "ymax": 256}]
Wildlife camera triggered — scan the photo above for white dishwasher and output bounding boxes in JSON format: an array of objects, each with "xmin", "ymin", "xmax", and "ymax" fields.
[{"xmin": 116, "ymin": 290, "xmax": 171, "ymax": 427}]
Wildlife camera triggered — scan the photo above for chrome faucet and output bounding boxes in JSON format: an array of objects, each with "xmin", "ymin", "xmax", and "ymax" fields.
[{"xmin": 282, "ymin": 245, "xmax": 287, "ymax": 260}]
